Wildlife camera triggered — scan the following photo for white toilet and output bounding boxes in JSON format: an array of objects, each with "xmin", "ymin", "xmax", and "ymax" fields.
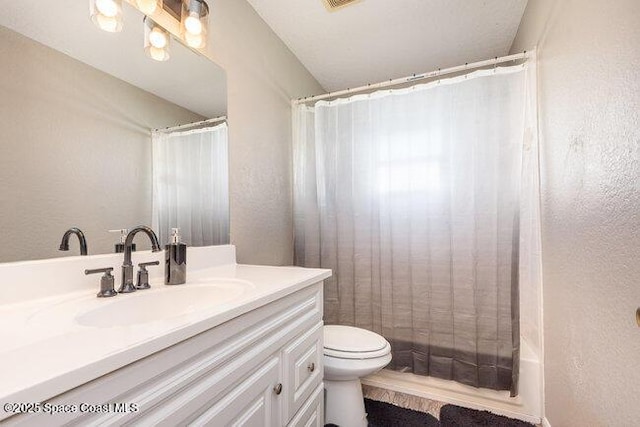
[{"xmin": 323, "ymin": 325, "xmax": 392, "ymax": 427}]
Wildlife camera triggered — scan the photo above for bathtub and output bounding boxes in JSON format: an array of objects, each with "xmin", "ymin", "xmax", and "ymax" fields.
[{"xmin": 361, "ymin": 337, "xmax": 543, "ymax": 424}]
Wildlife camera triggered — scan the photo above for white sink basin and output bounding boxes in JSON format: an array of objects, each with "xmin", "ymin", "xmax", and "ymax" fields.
[
  {"xmin": 77, "ymin": 281, "xmax": 251, "ymax": 328},
  {"xmin": 26, "ymin": 279, "xmax": 254, "ymax": 329}
]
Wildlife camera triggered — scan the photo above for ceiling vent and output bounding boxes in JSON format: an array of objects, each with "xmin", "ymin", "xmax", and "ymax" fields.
[{"xmin": 323, "ymin": 0, "xmax": 361, "ymax": 12}]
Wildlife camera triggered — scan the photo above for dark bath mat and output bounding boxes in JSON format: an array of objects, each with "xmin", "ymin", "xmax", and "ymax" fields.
[
  {"xmin": 439, "ymin": 404, "xmax": 535, "ymax": 427},
  {"xmin": 364, "ymin": 398, "xmax": 440, "ymax": 427}
]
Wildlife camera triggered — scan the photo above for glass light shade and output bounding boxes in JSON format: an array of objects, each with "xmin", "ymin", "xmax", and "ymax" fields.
[
  {"xmin": 136, "ymin": 0, "xmax": 162, "ymax": 15},
  {"xmin": 144, "ymin": 17, "xmax": 170, "ymax": 61},
  {"xmin": 89, "ymin": 0, "xmax": 123, "ymax": 32},
  {"xmin": 180, "ymin": 0, "xmax": 209, "ymax": 49}
]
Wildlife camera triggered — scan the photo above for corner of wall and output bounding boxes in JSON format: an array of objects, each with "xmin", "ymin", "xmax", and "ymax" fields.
[
  {"xmin": 201, "ymin": 0, "xmax": 323, "ymax": 266},
  {"xmin": 509, "ymin": 0, "xmax": 559, "ymax": 54}
]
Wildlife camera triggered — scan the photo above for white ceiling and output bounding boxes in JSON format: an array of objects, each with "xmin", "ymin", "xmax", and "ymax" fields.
[
  {"xmin": 246, "ymin": 0, "xmax": 528, "ymax": 92},
  {"xmin": 0, "ymin": 0, "xmax": 227, "ymax": 118}
]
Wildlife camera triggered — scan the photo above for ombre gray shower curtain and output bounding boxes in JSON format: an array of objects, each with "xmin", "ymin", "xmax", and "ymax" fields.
[
  {"xmin": 293, "ymin": 64, "xmax": 538, "ymax": 395},
  {"xmin": 152, "ymin": 123, "xmax": 229, "ymax": 246}
]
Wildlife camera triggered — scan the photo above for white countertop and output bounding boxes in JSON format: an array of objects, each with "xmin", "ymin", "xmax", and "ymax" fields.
[{"xmin": 0, "ymin": 246, "xmax": 330, "ymax": 415}]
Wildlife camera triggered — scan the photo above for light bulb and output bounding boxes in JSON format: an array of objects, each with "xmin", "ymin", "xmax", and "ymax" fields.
[
  {"xmin": 148, "ymin": 46, "xmax": 168, "ymax": 61},
  {"xmin": 149, "ymin": 27, "xmax": 168, "ymax": 48},
  {"xmin": 184, "ymin": 32, "xmax": 204, "ymax": 48},
  {"xmin": 184, "ymin": 13, "xmax": 202, "ymax": 35},
  {"xmin": 180, "ymin": 0, "xmax": 208, "ymax": 48},
  {"xmin": 96, "ymin": 14, "xmax": 119, "ymax": 32},
  {"xmin": 136, "ymin": 0, "xmax": 158, "ymax": 15},
  {"xmin": 145, "ymin": 18, "xmax": 170, "ymax": 61},
  {"xmin": 95, "ymin": 0, "xmax": 118, "ymax": 17}
]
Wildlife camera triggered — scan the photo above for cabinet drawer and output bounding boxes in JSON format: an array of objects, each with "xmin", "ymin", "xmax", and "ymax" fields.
[
  {"xmin": 282, "ymin": 322, "xmax": 323, "ymax": 423},
  {"xmin": 287, "ymin": 383, "xmax": 323, "ymax": 427}
]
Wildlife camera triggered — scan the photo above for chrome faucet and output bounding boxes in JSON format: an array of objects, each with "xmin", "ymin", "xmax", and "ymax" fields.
[
  {"xmin": 59, "ymin": 227, "xmax": 88, "ymax": 256},
  {"xmin": 118, "ymin": 226, "xmax": 162, "ymax": 293}
]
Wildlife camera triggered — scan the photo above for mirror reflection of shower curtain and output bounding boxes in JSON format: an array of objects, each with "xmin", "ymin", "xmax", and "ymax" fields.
[
  {"xmin": 152, "ymin": 123, "xmax": 229, "ymax": 247},
  {"xmin": 293, "ymin": 64, "xmax": 539, "ymax": 395}
]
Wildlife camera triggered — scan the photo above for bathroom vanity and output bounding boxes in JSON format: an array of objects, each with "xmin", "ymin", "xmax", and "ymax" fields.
[{"xmin": 0, "ymin": 245, "xmax": 330, "ymax": 426}]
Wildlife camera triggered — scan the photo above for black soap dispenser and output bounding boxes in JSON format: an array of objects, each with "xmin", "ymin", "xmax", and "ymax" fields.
[{"xmin": 165, "ymin": 228, "xmax": 186, "ymax": 285}]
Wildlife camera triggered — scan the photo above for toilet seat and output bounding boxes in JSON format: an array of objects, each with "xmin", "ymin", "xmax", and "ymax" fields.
[
  {"xmin": 323, "ymin": 325, "xmax": 391, "ymax": 360},
  {"xmin": 324, "ymin": 343, "xmax": 391, "ymax": 360}
]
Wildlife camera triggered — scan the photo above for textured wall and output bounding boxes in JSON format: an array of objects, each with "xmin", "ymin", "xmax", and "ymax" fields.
[
  {"xmin": 0, "ymin": 26, "xmax": 202, "ymax": 262},
  {"xmin": 511, "ymin": 0, "xmax": 640, "ymax": 425},
  {"xmin": 204, "ymin": 0, "xmax": 324, "ymax": 265}
]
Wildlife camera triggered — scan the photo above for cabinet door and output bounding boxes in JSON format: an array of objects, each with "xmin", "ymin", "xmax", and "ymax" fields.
[
  {"xmin": 282, "ymin": 322, "xmax": 323, "ymax": 423},
  {"xmin": 190, "ymin": 356, "xmax": 282, "ymax": 427},
  {"xmin": 287, "ymin": 384, "xmax": 324, "ymax": 427}
]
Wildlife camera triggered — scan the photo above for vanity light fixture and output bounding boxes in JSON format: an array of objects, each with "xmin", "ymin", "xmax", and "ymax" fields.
[
  {"xmin": 89, "ymin": 0, "xmax": 124, "ymax": 32},
  {"xmin": 144, "ymin": 17, "xmax": 171, "ymax": 61},
  {"xmin": 135, "ymin": 0, "xmax": 163, "ymax": 15},
  {"xmin": 180, "ymin": 0, "xmax": 209, "ymax": 49},
  {"xmin": 89, "ymin": 0, "xmax": 210, "ymax": 61}
]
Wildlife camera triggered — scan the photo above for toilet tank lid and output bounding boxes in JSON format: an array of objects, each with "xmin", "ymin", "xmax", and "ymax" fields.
[{"xmin": 324, "ymin": 325, "xmax": 388, "ymax": 353}]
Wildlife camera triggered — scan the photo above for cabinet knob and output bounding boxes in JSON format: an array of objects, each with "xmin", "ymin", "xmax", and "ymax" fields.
[
  {"xmin": 308, "ymin": 362, "xmax": 315, "ymax": 372},
  {"xmin": 273, "ymin": 383, "xmax": 283, "ymax": 395}
]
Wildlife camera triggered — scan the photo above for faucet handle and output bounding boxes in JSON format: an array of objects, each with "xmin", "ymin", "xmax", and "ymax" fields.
[
  {"xmin": 85, "ymin": 267, "xmax": 117, "ymax": 298},
  {"xmin": 139, "ymin": 261, "xmax": 160, "ymax": 268},
  {"xmin": 136, "ymin": 261, "xmax": 160, "ymax": 290}
]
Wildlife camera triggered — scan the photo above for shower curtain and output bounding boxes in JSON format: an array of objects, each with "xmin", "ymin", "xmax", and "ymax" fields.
[
  {"xmin": 293, "ymin": 63, "xmax": 538, "ymax": 395},
  {"xmin": 152, "ymin": 123, "xmax": 229, "ymax": 246}
]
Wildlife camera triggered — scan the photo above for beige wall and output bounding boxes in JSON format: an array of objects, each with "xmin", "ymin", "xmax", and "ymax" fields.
[
  {"xmin": 0, "ymin": 26, "xmax": 202, "ymax": 262},
  {"xmin": 511, "ymin": 1, "xmax": 640, "ymax": 425},
  {"xmin": 205, "ymin": 0, "xmax": 324, "ymax": 265}
]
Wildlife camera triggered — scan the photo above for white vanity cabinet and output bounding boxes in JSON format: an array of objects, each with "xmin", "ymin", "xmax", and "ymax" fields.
[{"xmin": 4, "ymin": 282, "xmax": 324, "ymax": 427}]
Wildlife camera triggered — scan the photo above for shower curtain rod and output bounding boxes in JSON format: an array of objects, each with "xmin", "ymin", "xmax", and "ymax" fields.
[
  {"xmin": 293, "ymin": 51, "xmax": 530, "ymax": 105},
  {"xmin": 153, "ymin": 115, "xmax": 227, "ymax": 133}
]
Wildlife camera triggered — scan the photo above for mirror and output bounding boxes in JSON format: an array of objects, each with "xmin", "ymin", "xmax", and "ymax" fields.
[{"xmin": 0, "ymin": 0, "xmax": 229, "ymax": 262}]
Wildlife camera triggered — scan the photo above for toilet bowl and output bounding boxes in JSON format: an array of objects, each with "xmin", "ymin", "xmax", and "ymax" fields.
[{"xmin": 323, "ymin": 325, "xmax": 392, "ymax": 427}]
